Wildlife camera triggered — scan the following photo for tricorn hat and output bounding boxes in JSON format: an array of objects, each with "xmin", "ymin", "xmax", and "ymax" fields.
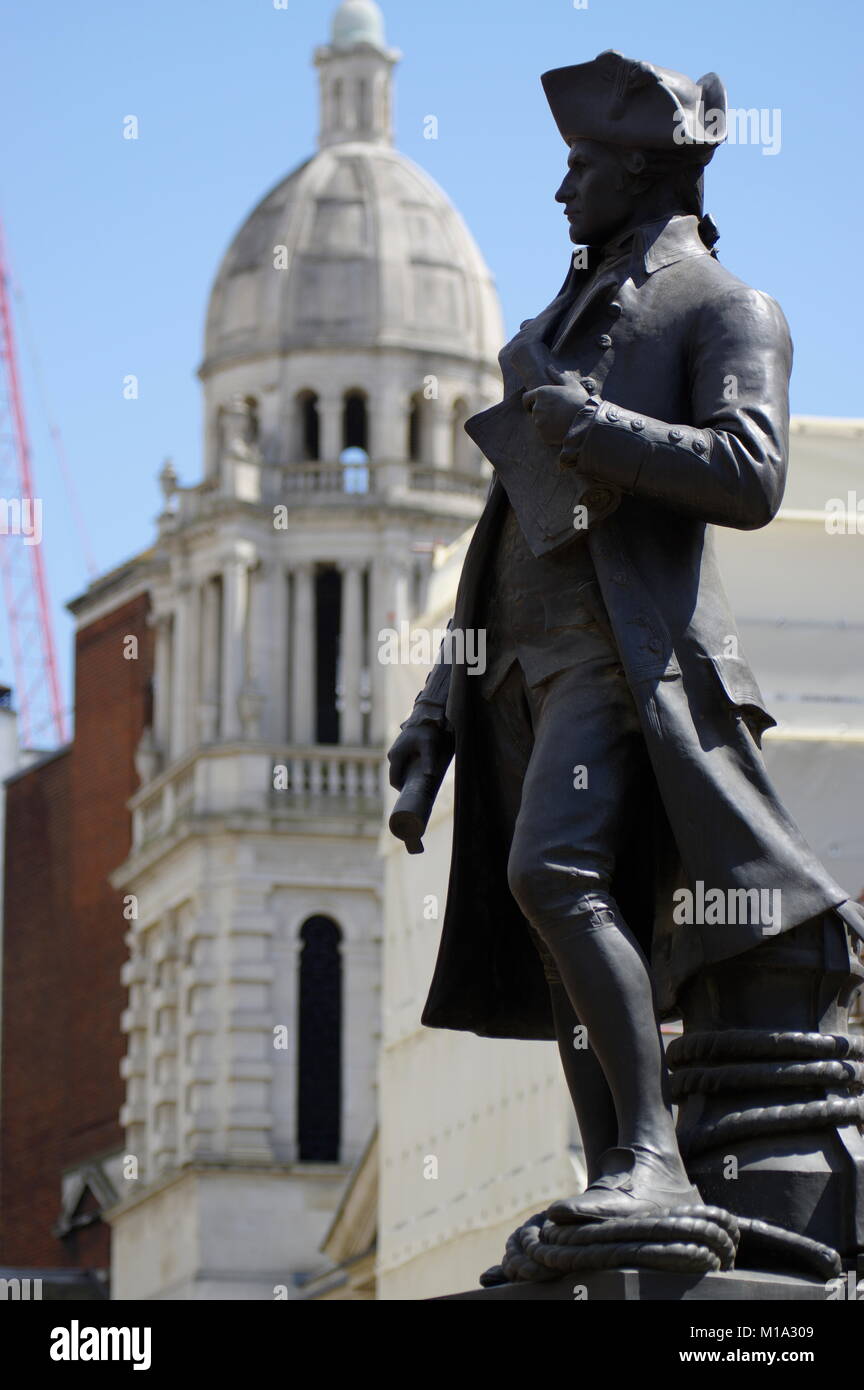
[{"xmin": 541, "ymin": 50, "xmax": 727, "ymax": 154}]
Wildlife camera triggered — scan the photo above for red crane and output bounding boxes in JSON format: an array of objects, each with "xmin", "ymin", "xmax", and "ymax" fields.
[{"xmin": 0, "ymin": 215, "xmax": 67, "ymax": 748}]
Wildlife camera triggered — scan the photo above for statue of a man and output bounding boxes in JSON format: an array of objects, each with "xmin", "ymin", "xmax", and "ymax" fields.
[{"xmin": 388, "ymin": 50, "xmax": 864, "ymax": 1225}]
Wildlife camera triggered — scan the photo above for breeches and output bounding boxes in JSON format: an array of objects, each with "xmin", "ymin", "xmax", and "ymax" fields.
[{"xmin": 480, "ymin": 638, "xmax": 652, "ymax": 984}]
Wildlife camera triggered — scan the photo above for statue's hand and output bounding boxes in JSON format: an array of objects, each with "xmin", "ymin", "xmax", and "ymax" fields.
[
  {"xmin": 523, "ymin": 370, "xmax": 590, "ymax": 447},
  {"xmin": 387, "ymin": 720, "xmax": 449, "ymax": 792}
]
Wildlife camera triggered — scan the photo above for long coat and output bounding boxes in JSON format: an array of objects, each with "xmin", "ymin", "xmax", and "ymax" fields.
[{"xmin": 413, "ymin": 214, "xmax": 857, "ymax": 1041}]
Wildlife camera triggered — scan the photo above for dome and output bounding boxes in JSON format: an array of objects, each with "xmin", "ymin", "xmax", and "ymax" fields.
[
  {"xmin": 332, "ymin": 0, "xmax": 386, "ymax": 51},
  {"xmin": 202, "ymin": 143, "xmax": 504, "ymax": 372}
]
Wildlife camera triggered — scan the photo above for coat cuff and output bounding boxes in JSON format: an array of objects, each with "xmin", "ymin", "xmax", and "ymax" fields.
[
  {"xmin": 401, "ymin": 699, "xmax": 451, "ymax": 733},
  {"xmin": 560, "ymin": 395, "xmax": 601, "ymax": 455},
  {"xmin": 561, "ymin": 398, "xmax": 714, "ymax": 496}
]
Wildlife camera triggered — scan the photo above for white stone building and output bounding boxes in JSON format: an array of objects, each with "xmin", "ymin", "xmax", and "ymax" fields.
[{"xmin": 102, "ymin": 0, "xmax": 504, "ymax": 1300}]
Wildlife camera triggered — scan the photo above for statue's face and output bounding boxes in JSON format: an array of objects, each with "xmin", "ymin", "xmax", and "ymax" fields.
[{"xmin": 555, "ymin": 139, "xmax": 636, "ymax": 247}]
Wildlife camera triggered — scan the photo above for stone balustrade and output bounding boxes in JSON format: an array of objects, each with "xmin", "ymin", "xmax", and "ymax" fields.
[{"xmin": 130, "ymin": 743, "xmax": 385, "ymax": 852}]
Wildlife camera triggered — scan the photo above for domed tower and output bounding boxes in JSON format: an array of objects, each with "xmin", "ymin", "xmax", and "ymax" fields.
[
  {"xmin": 109, "ymin": 1, "xmax": 504, "ymax": 1300},
  {"xmin": 198, "ymin": 0, "xmax": 503, "ymax": 746}
]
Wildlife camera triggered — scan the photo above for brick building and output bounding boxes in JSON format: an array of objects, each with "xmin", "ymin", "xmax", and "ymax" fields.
[{"xmin": 0, "ymin": 581, "xmax": 152, "ymax": 1294}]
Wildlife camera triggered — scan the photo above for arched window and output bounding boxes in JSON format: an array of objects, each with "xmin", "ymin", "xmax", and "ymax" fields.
[
  {"xmin": 357, "ymin": 78, "xmax": 371, "ymax": 131},
  {"xmin": 343, "ymin": 390, "xmax": 368, "ymax": 452},
  {"xmin": 297, "ymin": 916, "xmax": 342, "ymax": 1161},
  {"xmin": 408, "ymin": 392, "xmax": 423, "ymax": 463},
  {"xmin": 315, "ymin": 566, "xmax": 342, "ymax": 744},
  {"xmin": 297, "ymin": 390, "xmax": 320, "ymax": 461},
  {"xmin": 341, "ymin": 390, "xmax": 369, "ymax": 493},
  {"xmin": 244, "ymin": 396, "xmax": 260, "ymax": 446},
  {"xmin": 332, "ymin": 78, "xmax": 344, "ymax": 130}
]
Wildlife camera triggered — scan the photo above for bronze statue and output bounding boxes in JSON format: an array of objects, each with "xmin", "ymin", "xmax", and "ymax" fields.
[{"xmin": 388, "ymin": 51, "xmax": 864, "ymax": 1283}]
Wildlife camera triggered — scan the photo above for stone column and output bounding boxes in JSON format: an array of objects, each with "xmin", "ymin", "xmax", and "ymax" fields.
[
  {"xmin": 429, "ymin": 396, "xmax": 452, "ymax": 469},
  {"xmin": 371, "ymin": 554, "xmax": 412, "ymax": 747},
  {"xmin": 291, "ymin": 562, "xmax": 316, "ymax": 745},
  {"xmin": 340, "ymin": 562, "xmax": 365, "ymax": 745},
  {"xmin": 374, "ymin": 381, "xmax": 411, "ymax": 498},
  {"xmin": 319, "ymin": 391, "xmax": 344, "ymax": 465},
  {"xmin": 152, "ymin": 613, "xmax": 173, "ymax": 761},
  {"xmin": 238, "ymin": 559, "xmax": 267, "ymax": 741},
  {"xmin": 391, "ymin": 555, "xmax": 412, "ymax": 628},
  {"xmin": 198, "ymin": 578, "xmax": 221, "ymax": 744},
  {"xmin": 372, "ymin": 382, "xmax": 404, "ymax": 462},
  {"xmin": 368, "ymin": 558, "xmax": 388, "ymax": 745},
  {"xmin": 171, "ymin": 580, "xmax": 194, "ymax": 759},
  {"xmin": 269, "ymin": 562, "xmax": 290, "ymax": 743},
  {"xmin": 220, "ymin": 544, "xmax": 256, "ymax": 742}
]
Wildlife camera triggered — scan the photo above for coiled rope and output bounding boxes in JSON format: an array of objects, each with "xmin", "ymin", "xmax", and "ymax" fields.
[
  {"xmin": 480, "ymin": 1206, "xmax": 842, "ymax": 1287},
  {"xmin": 667, "ymin": 1030, "xmax": 864, "ymax": 1158},
  {"xmin": 481, "ymin": 1205, "xmax": 738, "ymax": 1286}
]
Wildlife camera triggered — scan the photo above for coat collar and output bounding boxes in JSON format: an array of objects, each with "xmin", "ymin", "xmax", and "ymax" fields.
[
  {"xmin": 544, "ymin": 214, "xmax": 713, "ymax": 356},
  {"xmin": 598, "ymin": 213, "xmax": 711, "ymax": 276}
]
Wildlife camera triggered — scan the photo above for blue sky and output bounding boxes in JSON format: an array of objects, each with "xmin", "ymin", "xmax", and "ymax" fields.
[{"xmin": 1, "ymin": 0, "xmax": 862, "ymax": 738}]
